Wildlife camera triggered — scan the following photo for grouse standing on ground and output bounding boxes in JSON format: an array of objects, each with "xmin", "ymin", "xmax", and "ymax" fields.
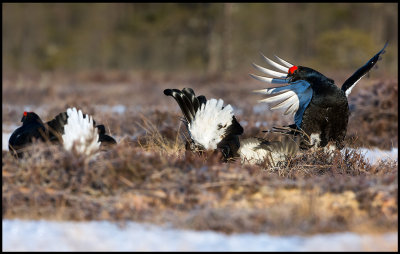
[
  {"xmin": 8, "ymin": 111, "xmax": 48, "ymax": 158},
  {"xmin": 164, "ymin": 88, "xmax": 298, "ymax": 166},
  {"xmin": 8, "ymin": 107, "xmax": 116, "ymax": 158},
  {"xmin": 250, "ymin": 42, "xmax": 388, "ymax": 150}
]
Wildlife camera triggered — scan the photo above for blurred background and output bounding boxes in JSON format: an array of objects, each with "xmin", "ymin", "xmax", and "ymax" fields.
[
  {"xmin": 2, "ymin": 3, "xmax": 398, "ymax": 150},
  {"xmin": 2, "ymin": 3, "xmax": 398, "ymax": 78}
]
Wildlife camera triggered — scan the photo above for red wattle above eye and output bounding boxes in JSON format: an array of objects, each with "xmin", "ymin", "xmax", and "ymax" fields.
[{"xmin": 289, "ymin": 66, "xmax": 298, "ymax": 75}]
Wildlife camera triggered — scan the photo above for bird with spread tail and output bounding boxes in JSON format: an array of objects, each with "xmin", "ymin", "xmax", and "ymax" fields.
[
  {"xmin": 8, "ymin": 108, "xmax": 116, "ymax": 158},
  {"xmin": 164, "ymin": 88, "xmax": 298, "ymax": 166},
  {"xmin": 250, "ymin": 42, "xmax": 388, "ymax": 151}
]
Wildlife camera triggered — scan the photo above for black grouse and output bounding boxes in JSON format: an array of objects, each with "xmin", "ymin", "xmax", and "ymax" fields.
[
  {"xmin": 164, "ymin": 88, "xmax": 298, "ymax": 166},
  {"xmin": 250, "ymin": 42, "xmax": 388, "ymax": 150},
  {"xmin": 8, "ymin": 111, "xmax": 48, "ymax": 158},
  {"xmin": 8, "ymin": 107, "xmax": 116, "ymax": 158}
]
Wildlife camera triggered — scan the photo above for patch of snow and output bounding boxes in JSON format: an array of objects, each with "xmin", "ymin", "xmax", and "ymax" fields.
[
  {"xmin": 3, "ymin": 132, "xmax": 12, "ymax": 151},
  {"xmin": 255, "ymin": 121, "xmax": 268, "ymax": 128},
  {"xmin": 252, "ymin": 104, "xmax": 267, "ymax": 114},
  {"xmin": 95, "ymin": 104, "xmax": 127, "ymax": 115},
  {"xmin": 345, "ymin": 147, "xmax": 398, "ymax": 165},
  {"xmin": 239, "ymin": 120, "xmax": 248, "ymax": 127},
  {"xmin": 2, "ymin": 220, "xmax": 397, "ymax": 251}
]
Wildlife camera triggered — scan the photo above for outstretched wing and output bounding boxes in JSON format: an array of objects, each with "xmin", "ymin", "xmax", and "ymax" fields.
[
  {"xmin": 251, "ymin": 53, "xmax": 313, "ymax": 128},
  {"xmin": 341, "ymin": 42, "xmax": 388, "ymax": 97}
]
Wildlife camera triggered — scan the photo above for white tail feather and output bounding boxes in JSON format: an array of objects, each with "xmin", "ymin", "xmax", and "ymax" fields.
[
  {"xmin": 260, "ymin": 53, "xmax": 290, "ymax": 72},
  {"xmin": 188, "ymin": 99, "xmax": 233, "ymax": 150},
  {"xmin": 62, "ymin": 107, "xmax": 100, "ymax": 155},
  {"xmin": 274, "ymin": 55, "xmax": 294, "ymax": 68},
  {"xmin": 251, "ymin": 63, "xmax": 287, "ymax": 78},
  {"xmin": 249, "ymin": 74, "xmax": 289, "ymax": 85},
  {"xmin": 258, "ymin": 80, "xmax": 313, "ymax": 127}
]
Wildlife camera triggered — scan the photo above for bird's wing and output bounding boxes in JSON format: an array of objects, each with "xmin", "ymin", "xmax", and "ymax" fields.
[
  {"xmin": 251, "ymin": 53, "xmax": 313, "ymax": 128},
  {"xmin": 341, "ymin": 42, "xmax": 388, "ymax": 97}
]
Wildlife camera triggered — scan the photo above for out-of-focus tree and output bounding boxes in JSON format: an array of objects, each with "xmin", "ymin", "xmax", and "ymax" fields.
[{"xmin": 2, "ymin": 3, "xmax": 397, "ymax": 77}]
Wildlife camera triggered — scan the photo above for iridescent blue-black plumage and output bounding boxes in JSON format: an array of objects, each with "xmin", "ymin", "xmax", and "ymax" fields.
[{"xmin": 252, "ymin": 43, "xmax": 388, "ymax": 150}]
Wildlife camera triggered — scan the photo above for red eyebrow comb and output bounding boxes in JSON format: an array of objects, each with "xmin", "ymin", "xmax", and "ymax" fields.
[
  {"xmin": 23, "ymin": 111, "xmax": 28, "ymax": 116},
  {"xmin": 288, "ymin": 66, "xmax": 298, "ymax": 75}
]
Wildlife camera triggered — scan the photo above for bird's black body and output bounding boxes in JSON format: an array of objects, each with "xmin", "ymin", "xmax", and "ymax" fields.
[
  {"xmin": 96, "ymin": 124, "xmax": 117, "ymax": 148},
  {"xmin": 290, "ymin": 66, "xmax": 349, "ymax": 149},
  {"xmin": 46, "ymin": 111, "xmax": 68, "ymax": 142},
  {"xmin": 8, "ymin": 112, "xmax": 48, "ymax": 158}
]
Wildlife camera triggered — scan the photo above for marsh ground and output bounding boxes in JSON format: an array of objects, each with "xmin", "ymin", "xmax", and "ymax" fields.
[{"xmin": 2, "ymin": 72, "xmax": 398, "ymax": 236}]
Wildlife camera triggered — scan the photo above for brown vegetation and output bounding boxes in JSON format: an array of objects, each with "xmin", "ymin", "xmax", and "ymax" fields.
[
  {"xmin": 2, "ymin": 78, "xmax": 398, "ymax": 235},
  {"xmin": 2, "ymin": 133, "xmax": 397, "ymax": 236}
]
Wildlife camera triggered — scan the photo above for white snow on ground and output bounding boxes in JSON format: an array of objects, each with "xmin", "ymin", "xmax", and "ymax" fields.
[
  {"xmin": 358, "ymin": 147, "xmax": 398, "ymax": 164},
  {"xmin": 3, "ymin": 132, "xmax": 12, "ymax": 151},
  {"xmin": 2, "ymin": 220, "xmax": 398, "ymax": 251}
]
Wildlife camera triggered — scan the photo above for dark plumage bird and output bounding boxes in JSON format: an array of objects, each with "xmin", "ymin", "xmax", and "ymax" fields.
[
  {"xmin": 250, "ymin": 42, "xmax": 388, "ymax": 150},
  {"xmin": 8, "ymin": 111, "xmax": 48, "ymax": 158},
  {"xmin": 164, "ymin": 88, "xmax": 298, "ymax": 166},
  {"xmin": 8, "ymin": 108, "xmax": 116, "ymax": 158}
]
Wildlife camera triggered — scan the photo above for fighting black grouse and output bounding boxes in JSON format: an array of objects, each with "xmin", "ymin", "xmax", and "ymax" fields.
[
  {"xmin": 250, "ymin": 42, "xmax": 388, "ymax": 150},
  {"xmin": 164, "ymin": 88, "xmax": 298, "ymax": 166}
]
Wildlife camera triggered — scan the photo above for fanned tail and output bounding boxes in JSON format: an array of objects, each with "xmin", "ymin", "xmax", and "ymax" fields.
[
  {"xmin": 164, "ymin": 88, "xmax": 243, "ymax": 151},
  {"xmin": 62, "ymin": 107, "xmax": 101, "ymax": 155},
  {"xmin": 164, "ymin": 88, "xmax": 206, "ymax": 124}
]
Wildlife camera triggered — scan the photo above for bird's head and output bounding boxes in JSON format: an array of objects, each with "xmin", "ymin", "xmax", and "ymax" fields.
[
  {"xmin": 21, "ymin": 111, "xmax": 42, "ymax": 124},
  {"xmin": 287, "ymin": 65, "xmax": 333, "ymax": 85}
]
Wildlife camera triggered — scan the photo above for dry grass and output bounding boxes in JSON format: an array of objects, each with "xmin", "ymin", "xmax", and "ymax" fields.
[
  {"xmin": 2, "ymin": 72, "xmax": 398, "ymax": 236},
  {"xmin": 2, "ymin": 115, "xmax": 398, "ymax": 236}
]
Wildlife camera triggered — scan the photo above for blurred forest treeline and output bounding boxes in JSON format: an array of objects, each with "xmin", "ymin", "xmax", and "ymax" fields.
[{"xmin": 2, "ymin": 3, "xmax": 398, "ymax": 77}]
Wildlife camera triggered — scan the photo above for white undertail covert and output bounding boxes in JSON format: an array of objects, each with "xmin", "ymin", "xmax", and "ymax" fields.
[
  {"xmin": 62, "ymin": 107, "xmax": 100, "ymax": 155},
  {"xmin": 189, "ymin": 99, "xmax": 234, "ymax": 150}
]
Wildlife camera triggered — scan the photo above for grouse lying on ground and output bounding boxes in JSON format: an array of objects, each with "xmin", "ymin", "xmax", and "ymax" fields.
[
  {"xmin": 164, "ymin": 88, "xmax": 298, "ymax": 166},
  {"xmin": 250, "ymin": 42, "xmax": 388, "ymax": 150},
  {"xmin": 8, "ymin": 108, "xmax": 116, "ymax": 158}
]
